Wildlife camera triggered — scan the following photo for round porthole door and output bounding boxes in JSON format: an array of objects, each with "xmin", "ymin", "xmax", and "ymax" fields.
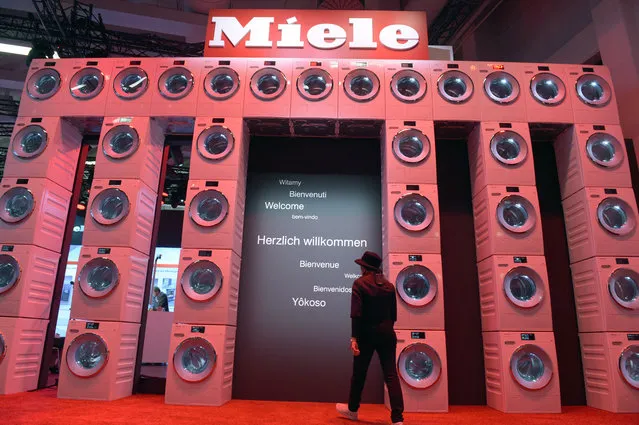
[
  {"xmin": 392, "ymin": 129, "xmax": 430, "ymax": 164},
  {"xmin": 597, "ymin": 197, "xmax": 636, "ymax": 236},
  {"xmin": 158, "ymin": 66, "xmax": 194, "ymax": 100},
  {"xmin": 484, "ymin": 71, "xmax": 520, "ymax": 105},
  {"xmin": 510, "ymin": 344, "xmax": 553, "ymax": 390},
  {"xmin": 390, "ymin": 69, "xmax": 426, "ymax": 103},
  {"xmin": 113, "ymin": 67, "xmax": 149, "ymax": 100},
  {"xmin": 78, "ymin": 258, "xmax": 120, "ymax": 299},
  {"xmin": 576, "ymin": 74, "xmax": 612, "ymax": 107},
  {"xmin": 196, "ymin": 126, "xmax": 234, "ymax": 161},
  {"xmin": 503, "ymin": 266, "xmax": 544, "ymax": 308},
  {"xmin": 396, "ymin": 265, "xmax": 437, "ymax": 308},
  {"xmin": 0, "ymin": 187, "xmax": 35, "ymax": 224},
  {"xmin": 344, "ymin": 69, "xmax": 380, "ymax": 102},
  {"xmin": 174, "ymin": 337, "xmax": 217, "ymax": 382},
  {"xmin": 189, "ymin": 190, "xmax": 229, "ymax": 228},
  {"xmin": 297, "ymin": 68, "xmax": 333, "ymax": 101},
  {"xmin": 69, "ymin": 67, "xmax": 105, "ymax": 100},
  {"xmin": 66, "ymin": 333, "xmax": 109, "ymax": 378},
  {"xmin": 27, "ymin": 68, "xmax": 61, "ymax": 100},
  {"xmin": 181, "ymin": 260, "xmax": 223, "ymax": 302},
  {"xmin": 0, "ymin": 254, "xmax": 20, "ymax": 295},
  {"xmin": 250, "ymin": 67, "xmax": 287, "ymax": 101},
  {"xmin": 586, "ymin": 133, "xmax": 624, "ymax": 168},
  {"xmin": 497, "ymin": 195, "xmax": 536, "ymax": 234},
  {"xmin": 204, "ymin": 67, "xmax": 240, "ymax": 100},
  {"xmin": 394, "ymin": 193, "xmax": 435, "ymax": 232},
  {"xmin": 0, "ymin": 333, "xmax": 6, "ymax": 363},
  {"xmin": 12, "ymin": 125, "xmax": 48, "ymax": 159},
  {"xmin": 437, "ymin": 70, "xmax": 473, "ymax": 104},
  {"xmin": 102, "ymin": 125, "xmax": 139, "ymax": 160},
  {"xmin": 490, "ymin": 131, "xmax": 528, "ymax": 166},
  {"xmin": 398, "ymin": 343, "xmax": 442, "ymax": 389},
  {"xmin": 619, "ymin": 345, "xmax": 639, "ymax": 389},
  {"xmin": 530, "ymin": 73, "xmax": 566, "ymax": 105},
  {"xmin": 90, "ymin": 188, "xmax": 130, "ymax": 226},
  {"xmin": 608, "ymin": 268, "xmax": 639, "ymax": 310}
]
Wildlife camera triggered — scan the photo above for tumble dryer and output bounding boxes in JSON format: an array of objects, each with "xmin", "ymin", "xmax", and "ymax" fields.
[
  {"xmin": 165, "ymin": 323, "xmax": 236, "ymax": 406},
  {"xmin": 579, "ymin": 332, "xmax": 639, "ymax": 412},
  {"xmin": 243, "ymin": 58, "xmax": 293, "ymax": 118},
  {"xmin": 477, "ymin": 255, "xmax": 553, "ymax": 332},
  {"xmin": 18, "ymin": 59, "xmax": 64, "ymax": 117},
  {"xmin": 386, "ymin": 329, "xmax": 448, "ymax": 412},
  {"xmin": 479, "ymin": 63, "xmax": 527, "ymax": 123},
  {"xmin": 0, "ymin": 178, "xmax": 71, "ymax": 253},
  {"xmin": 57, "ymin": 59, "xmax": 112, "ymax": 117},
  {"xmin": 105, "ymin": 58, "xmax": 156, "ymax": 117},
  {"xmin": 174, "ymin": 249, "xmax": 241, "ymax": 326},
  {"xmin": 82, "ymin": 179, "xmax": 157, "ymax": 256},
  {"xmin": 523, "ymin": 64, "xmax": 573, "ymax": 124},
  {"xmin": 4, "ymin": 116, "xmax": 82, "ymax": 191},
  {"xmin": 385, "ymin": 253, "xmax": 444, "ymax": 330},
  {"xmin": 468, "ymin": 122, "xmax": 536, "ymax": 197},
  {"xmin": 384, "ymin": 60, "xmax": 432, "ymax": 121},
  {"xmin": 70, "ymin": 246, "xmax": 148, "ymax": 323},
  {"xmin": 571, "ymin": 256, "xmax": 639, "ymax": 332},
  {"xmin": 483, "ymin": 331, "xmax": 561, "ymax": 413},
  {"xmin": 383, "ymin": 121, "xmax": 436, "ymax": 184},
  {"xmin": 473, "ymin": 185, "xmax": 544, "ymax": 262},
  {"xmin": 430, "ymin": 61, "xmax": 480, "ymax": 122},
  {"xmin": 562, "ymin": 187, "xmax": 639, "ymax": 263},
  {"xmin": 0, "ymin": 317, "xmax": 48, "ymax": 395},
  {"xmin": 150, "ymin": 58, "xmax": 201, "ymax": 117},
  {"xmin": 197, "ymin": 57, "xmax": 247, "ymax": 118},
  {"xmin": 291, "ymin": 59, "xmax": 338, "ymax": 119},
  {"xmin": 58, "ymin": 319, "xmax": 140, "ymax": 401},
  {"xmin": 567, "ymin": 65, "xmax": 619, "ymax": 125},
  {"xmin": 0, "ymin": 243, "xmax": 59, "ymax": 319},
  {"xmin": 555, "ymin": 124, "xmax": 632, "ymax": 200},
  {"xmin": 338, "ymin": 60, "xmax": 385, "ymax": 120}
]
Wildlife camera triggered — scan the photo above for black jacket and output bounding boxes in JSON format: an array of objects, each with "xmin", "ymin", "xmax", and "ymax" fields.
[{"xmin": 350, "ymin": 270, "xmax": 397, "ymax": 339}]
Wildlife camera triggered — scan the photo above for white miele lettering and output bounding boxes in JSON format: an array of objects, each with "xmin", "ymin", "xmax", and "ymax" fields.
[
  {"xmin": 379, "ymin": 24, "xmax": 419, "ymax": 50},
  {"xmin": 348, "ymin": 18, "xmax": 377, "ymax": 49},
  {"xmin": 307, "ymin": 23, "xmax": 347, "ymax": 49},
  {"xmin": 209, "ymin": 16, "xmax": 274, "ymax": 47},
  {"xmin": 277, "ymin": 17, "xmax": 304, "ymax": 47}
]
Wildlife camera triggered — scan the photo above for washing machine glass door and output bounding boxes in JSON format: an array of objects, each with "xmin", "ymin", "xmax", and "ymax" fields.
[
  {"xmin": 510, "ymin": 344, "xmax": 553, "ymax": 390},
  {"xmin": 437, "ymin": 70, "xmax": 473, "ymax": 104},
  {"xmin": 390, "ymin": 69, "xmax": 427, "ymax": 103},
  {"xmin": 158, "ymin": 66, "xmax": 194, "ymax": 100},
  {"xmin": 576, "ymin": 74, "xmax": 612, "ymax": 107},
  {"xmin": 27, "ymin": 68, "xmax": 61, "ymax": 100},
  {"xmin": 12, "ymin": 125, "xmax": 48, "ymax": 159},
  {"xmin": 297, "ymin": 68, "xmax": 333, "ymax": 101},
  {"xmin": 344, "ymin": 69, "xmax": 380, "ymax": 102},
  {"xmin": 78, "ymin": 258, "xmax": 120, "ymax": 299},
  {"xmin": 102, "ymin": 125, "xmax": 140, "ymax": 160},
  {"xmin": 114, "ymin": 67, "xmax": 149, "ymax": 100},
  {"xmin": 490, "ymin": 131, "xmax": 528, "ymax": 166},
  {"xmin": 250, "ymin": 67, "xmax": 287, "ymax": 101},
  {"xmin": 394, "ymin": 193, "xmax": 435, "ymax": 232},
  {"xmin": 497, "ymin": 195, "xmax": 536, "ymax": 234},
  {"xmin": 0, "ymin": 333, "xmax": 5, "ymax": 363},
  {"xmin": 204, "ymin": 67, "xmax": 240, "ymax": 100},
  {"xmin": 66, "ymin": 333, "xmax": 109, "ymax": 377},
  {"xmin": 503, "ymin": 266, "xmax": 544, "ymax": 308},
  {"xmin": 181, "ymin": 260, "xmax": 223, "ymax": 302},
  {"xmin": 396, "ymin": 265, "xmax": 437, "ymax": 307},
  {"xmin": 530, "ymin": 73, "xmax": 566, "ymax": 105},
  {"xmin": 398, "ymin": 343, "xmax": 442, "ymax": 389},
  {"xmin": 392, "ymin": 129, "xmax": 430, "ymax": 164},
  {"xmin": 197, "ymin": 126, "xmax": 234, "ymax": 161},
  {"xmin": 619, "ymin": 345, "xmax": 639, "ymax": 389},
  {"xmin": 608, "ymin": 268, "xmax": 639, "ymax": 310},
  {"xmin": 484, "ymin": 71, "xmax": 520, "ymax": 105},
  {"xmin": 90, "ymin": 188, "xmax": 131, "ymax": 226},
  {"xmin": 189, "ymin": 189, "xmax": 229, "ymax": 227},
  {"xmin": 69, "ymin": 67, "xmax": 105, "ymax": 100},
  {"xmin": 0, "ymin": 187, "xmax": 35, "ymax": 224},
  {"xmin": 0, "ymin": 254, "xmax": 20, "ymax": 295},
  {"xmin": 586, "ymin": 133, "xmax": 624, "ymax": 168},
  {"xmin": 597, "ymin": 197, "xmax": 636, "ymax": 236},
  {"xmin": 174, "ymin": 337, "xmax": 217, "ymax": 382}
]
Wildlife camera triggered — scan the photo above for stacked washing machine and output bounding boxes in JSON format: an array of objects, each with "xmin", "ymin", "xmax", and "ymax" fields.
[{"xmin": 554, "ymin": 66, "xmax": 639, "ymax": 412}]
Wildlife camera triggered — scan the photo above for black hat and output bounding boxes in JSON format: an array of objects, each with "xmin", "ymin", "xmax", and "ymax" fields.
[{"xmin": 355, "ymin": 251, "xmax": 382, "ymax": 271}]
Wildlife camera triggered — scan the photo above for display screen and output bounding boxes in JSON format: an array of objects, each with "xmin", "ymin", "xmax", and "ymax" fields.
[
  {"xmin": 191, "ymin": 326, "xmax": 205, "ymax": 333},
  {"xmin": 86, "ymin": 322, "xmax": 100, "ymax": 330},
  {"xmin": 408, "ymin": 254, "xmax": 422, "ymax": 262},
  {"xmin": 521, "ymin": 333, "xmax": 536, "ymax": 341},
  {"xmin": 411, "ymin": 332, "xmax": 426, "ymax": 339},
  {"xmin": 1, "ymin": 245, "xmax": 14, "ymax": 252},
  {"xmin": 97, "ymin": 248, "xmax": 111, "ymax": 255},
  {"xmin": 513, "ymin": 256, "xmax": 528, "ymax": 263}
]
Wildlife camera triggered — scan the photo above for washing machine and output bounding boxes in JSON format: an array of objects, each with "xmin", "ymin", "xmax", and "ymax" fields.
[
  {"xmin": 0, "ymin": 317, "xmax": 48, "ymax": 395},
  {"xmin": 430, "ymin": 61, "xmax": 481, "ymax": 122},
  {"xmin": 468, "ymin": 122, "xmax": 536, "ymax": 197},
  {"xmin": 243, "ymin": 58, "xmax": 292, "ymax": 118},
  {"xmin": 150, "ymin": 58, "xmax": 201, "ymax": 117},
  {"xmin": 479, "ymin": 63, "xmax": 527, "ymax": 123},
  {"xmin": 197, "ymin": 57, "xmax": 247, "ymax": 118},
  {"xmin": 291, "ymin": 59, "xmax": 338, "ymax": 119},
  {"xmin": 165, "ymin": 323, "xmax": 236, "ymax": 406},
  {"xmin": 56, "ymin": 58, "xmax": 112, "ymax": 117},
  {"xmin": 105, "ymin": 58, "xmax": 156, "ymax": 117},
  {"xmin": 58, "ymin": 319, "xmax": 139, "ymax": 401},
  {"xmin": 82, "ymin": 179, "xmax": 157, "ymax": 256},
  {"xmin": 477, "ymin": 255, "xmax": 553, "ymax": 332},
  {"xmin": 579, "ymin": 332, "xmax": 639, "ymax": 412},
  {"xmin": 383, "ymin": 120, "xmax": 436, "ymax": 185},
  {"xmin": 555, "ymin": 124, "xmax": 632, "ymax": 200},
  {"xmin": 0, "ymin": 243, "xmax": 59, "ymax": 319},
  {"xmin": 571, "ymin": 256, "xmax": 639, "ymax": 332},
  {"xmin": 3, "ymin": 116, "xmax": 82, "ymax": 192},
  {"xmin": 384, "ymin": 60, "xmax": 432, "ymax": 121},
  {"xmin": 182, "ymin": 179, "xmax": 245, "ymax": 256},
  {"xmin": 567, "ymin": 65, "xmax": 619, "ymax": 125},
  {"xmin": 338, "ymin": 59, "xmax": 385, "ymax": 120},
  {"xmin": 383, "ymin": 183, "xmax": 440, "ymax": 257},
  {"xmin": 174, "ymin": 249, "xmax": 241, "ymax": 326},
  {"xmin": 523, "ymin": 64, "xmax": 573, "ymax": 124},
  {"xmin": 70, "ymin": 246, "xmax": 148, "ymax": 323},
  {"xmin": 190, "ymin": 117, "xmax": 249, "ymax": 181},
  {"xmin": 385, "ymin": 329, "xmax": 448, "ymax": 412},
  {"xmin": 562, "ymin": 187, "xmax": 639, "ymax": 263},
  {"xmin": 385, "ymin": 253, "xmax": 444, "ymax": 330},
  {"xmin": 483, "ymin": 331, "xmax": 561, "ymax": 413},
  {"xmin": 18, "ymin": 59, "xmax": 65, "ymax": 117},
  {"xmin": 0, "ymin": 178, "xmax": 71, "ymax": 253}
]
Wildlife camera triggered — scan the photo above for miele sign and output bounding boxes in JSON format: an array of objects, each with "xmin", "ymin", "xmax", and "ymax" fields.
[{"xmin": 204, "ymin": 9, "xmax": 429, "ymax": 60}]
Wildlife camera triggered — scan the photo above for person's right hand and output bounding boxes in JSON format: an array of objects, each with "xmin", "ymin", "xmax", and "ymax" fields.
[{"xmin": 350, "ymin": 339, "xmax": 360, "ymax": 356}]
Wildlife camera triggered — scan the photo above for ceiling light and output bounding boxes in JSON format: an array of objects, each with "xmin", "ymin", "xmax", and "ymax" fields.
[{"xmin": 0, "ymin": 42, "xmax": 31, "ymax": 56}]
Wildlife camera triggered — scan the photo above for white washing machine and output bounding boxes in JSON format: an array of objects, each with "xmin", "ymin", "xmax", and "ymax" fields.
[
  {"xmin": 430, "ymin": 61, "xmax": 481, "ymax": 122},
  {"xmin": 523, "ymin": 63, "xmax": 573, "ymax": 124},
  {"xmin": 150, "ymin": 57, "xmax": 201, "ymax": 117},
  {"xmin": 243, "ymin": 58, "xmax": 293, "ymax": 118},
  {"xmin": 382, "ymin": 120, "xmax": 436, "ymax": 185},
  {"xmin": 338, "ymin": 59, "xmax": 385, "ymax": 120},
  {"xmin": 18, "ymin": 59, "xmax": 65, "ymax": 117},
  {"xmin": 105, "ymin": 58, "xmax": 157, "ymax": 117},
  {"xmin": 478, "ymin": 62, "xmax": 527, "ymax": 123},
  {"xmin": 384, "ymin": 60, "xmax": 432, "ymax": 121},
  {"xmin": 58, "ymin": 58, "xmax": 113, "ymax": 117},
  {"xmin": 197, "ymin": 57, "xmax": 247, "ymax": 118},
  {"xmin": 291, "ymin": 59, "xmax": 338, "ymax": 119},
  {"xmin": 566, "ymin": 65, "xmax": 620, "ymax": 125}
]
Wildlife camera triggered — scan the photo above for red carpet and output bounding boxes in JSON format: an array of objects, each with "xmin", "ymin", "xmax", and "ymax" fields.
[{"xmin": 3, "ymin": 389, "xmax": 639, "ymax": 425}]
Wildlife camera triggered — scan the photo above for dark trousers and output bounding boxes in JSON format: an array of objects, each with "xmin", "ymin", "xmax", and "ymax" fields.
[{"xmin": 348, "ymin": 332, "xmax": 404, "ymax": 423}]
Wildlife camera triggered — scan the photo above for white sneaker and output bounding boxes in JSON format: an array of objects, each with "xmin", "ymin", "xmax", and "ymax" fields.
[
  {"xmin": 392, "ymin": 422, "xmax": 403, "ymax": 425},
  {"xmin": 336, "ymin": 403, "xmax": 358, "ymax": 421}
]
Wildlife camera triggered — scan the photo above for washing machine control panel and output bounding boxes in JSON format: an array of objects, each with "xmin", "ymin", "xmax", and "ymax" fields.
[
  {"xmin": 521, "ymin": 333, "xmax": 535, "ymax": 341},
  {"xmin": 408, "ymin": 254, "xmax": 422, "ymax": 262},
  {"xmin": 198, "ymin": 250, "xmax": 212, "ymax": 257},
  {"xmin": 513, "ymin": 256, "xmax": 528, "ymax": 263},
  {"xmin": 1, "ymin": 245, "xmax": 14, "ymax": 252},
  {"xmin": 191, "ymin": 326, "xmax": 206, "ymax": 333},
  {"xmin": 97, "ymin": 248, "xmax": 111, "ymax": 254},
  {"xmin": 615, "ymin": 258, "xmax": 629, "ymax": 264},
  {"xmin": 411, "ymin": 332, "xmax": 426, "ymax": 339},
  {"xmin": 86, "ymin": 322, "xmax": 100, "ymax": 330},
  {"xmin": 628, "ymin": 334, "xmax": 639, "ymax": 341}
]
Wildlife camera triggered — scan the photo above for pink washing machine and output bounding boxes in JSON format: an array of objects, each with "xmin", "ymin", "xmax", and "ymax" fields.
[
  {"xmin": 571, "ymin": 256, "xmax": 639, "ymax": 332},
  {"xmin": 0, "ymin": 243, "xmax": 59, "ymax": 319},
  {"xmin": 562, "ymin": 187, "xmax": 639, "ymax": 263},
  {"xmin": 579, "ymin": 332, "xmax": 639, "ymax": 412},
  {"xmin": 384, "ymin": 60, "xmax": 432, "ymax": 121},
  {"xmin": 430, "ymin": 61, "xmax": 481, "ymax": 122},
  {"xmin": 197, "ymin": 58, "xmax": 247, "ymax": 118},
  {"xmin": 383, "ymin": 120, "xmax": 436, "ymax": 185},
  {"xmin": 483, "ymin": 331, "xmax": 561, "ymax": 413},
  {"xmin": 566, "ymin": 65, "xmax": 620, "ymax": 125},
  {"xmin": 105, "ymin": 58, "xmax": 156, "ymax": 117},
  {"xmin": 385, "ymin": 329, "xmax": 448, "ymax": 412},
  {"xmin": 468, "ymin": 122, "xmax": 536, "ymax": 197},
  {"xmin": 338, "ymin": 59, "xmax": 385, "ymax": 120},
  {"xmin": 385, "ymin": 253, "xmax": 444, "ymax": 330},
  {"xmin": 174, "ymin": 249, "xmax": 241, "ymax": 326},
  {"xmin": 58, "ymin": 319, "xmax": 139, "ymax": 401},
  {"xmin": 82, "ymin": 179, "xmax": 157, "ymax": 256},
  {"xmin": 190, "ymin": 117, "xmax": 249, "ymax": 181},
  {"xmin": 477, "ymin": 255, "xmax": 553, "ymax": 332},
  {"xmin": 243, "ymin": 58, "xmax": 293, "ymax": 118},
  {"xmin": 165, "ymin": 323, "xmax": 236, "ymax": 406},
  {"xmin": 383, "ymin": 183, "xmax": 440, "ymax": 257},
  {"xmin": 18, "ymin": 59, "xmax": 65, "ymax": 117},
  {"xmin": 94, "ymin": 116, "xmax": 164, "ymax": 190},
  {"xmin": 0, "ymin": 317, "xmax": 47, "ymax": 395},
  {"xmin": 0, "ymin": 178, "xmax": 70, "ymax": 253},
  {"xmin": 56, "ymin": 58, "xmax": 113, "ymax": 117},
  {"xmin": 473, "ymin": 185, "xmax": 544, "ymax": 262},
  {"xmin": 182, "ymin": 179, "xmax": 245, "ymax": 256},
  {"xmin": 70, "ymin": 246, "xmax": 148, "ymax": 323},
  {"xmin": 291, "ymin": 59, "xmax": 338, "ymax": 119},
  {"xmin": 478, "ymin": 63, "xmax": 527, "ymax": 123},
  {"xmin": 555, "ymin": 124, "xmax": 632, "ymax": 200},
  {"xmin": 150, "ymin": 58, "xmax": 201, "ymax": 117},
  {"xmin": 523, "ymin": 64, "xmax": 573, "ymax": 124},
  {"xmin": 3, "ymin": 116, "xmax": 82, "ymax": 192}
]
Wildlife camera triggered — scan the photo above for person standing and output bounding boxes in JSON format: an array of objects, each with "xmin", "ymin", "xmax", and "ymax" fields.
[
  {"xmin": 336, "ymin": 251, "xmax": 404, "ymax": 425},
  {"xmin": 152, "ymin": 287, "xmax": 169, "ymax": 312}
]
